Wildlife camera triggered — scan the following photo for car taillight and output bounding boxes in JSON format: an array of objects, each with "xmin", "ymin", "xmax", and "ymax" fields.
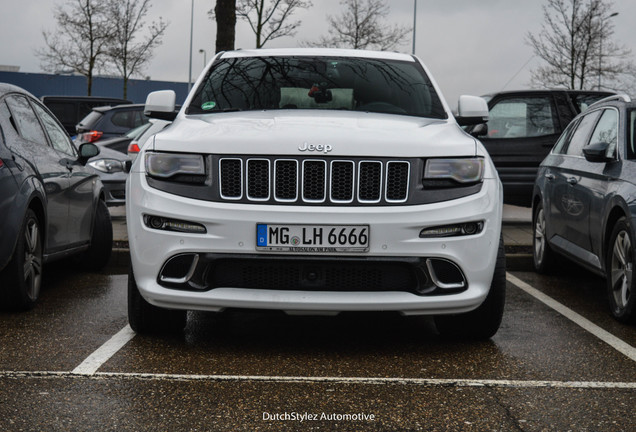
[
  {"xmin": 0, "ymin": 158, "xmax": 4, "ymax": 169},
  {"xmin": 127, "ymin": 142, "xmax": 140, "ymax": 154},
  {"xmin": 79, "ymin": 130, "xmax": 103, "ymax": 143}
]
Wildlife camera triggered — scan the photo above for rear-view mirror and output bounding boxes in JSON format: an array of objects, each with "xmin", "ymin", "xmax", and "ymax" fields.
[
  {"xmin": 145, "ymin": 90, "xmax": 177, "ymax": 121},
  {"xmin": 455, "ymin": 95, "xmax": 489, "ymax": 126},
  {"xmin": 583, "ymin": 142, "xmax": 613, "ymax": 163},
  {"xmin": 78, "ymin": 143, "xmax": 100, "ymax": 163}
]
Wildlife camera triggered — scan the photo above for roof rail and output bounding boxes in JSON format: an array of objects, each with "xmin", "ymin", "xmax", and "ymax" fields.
[{"xmin": 587, "ymin": 94, "xmax": 632, "ymax": 109}]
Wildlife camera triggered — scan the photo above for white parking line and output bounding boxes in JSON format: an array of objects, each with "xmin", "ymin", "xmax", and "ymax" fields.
[
  {"xmin": 72, "ymin": 325, "xmax": 136, "ymax": 375},
  {"xmin": 1, "ymin": 370, "xmax": 635, "ymax": 389},
  {"xmin": 506, "ymin": 272, "xmax": 636, "ymax": 362},
  {"xmin": 66, "ymin": 275, "xmax": 635, "ymax": 381}
]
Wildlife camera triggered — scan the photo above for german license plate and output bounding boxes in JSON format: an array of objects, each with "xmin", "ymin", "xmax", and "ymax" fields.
[{"xmin": 256, "ymin": 224, "xmax": 369, "ymax": 252}]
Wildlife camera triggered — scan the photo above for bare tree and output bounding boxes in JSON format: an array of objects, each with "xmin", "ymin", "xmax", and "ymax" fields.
[
  {"xmin": 527, "ymin": 0, "xmax": 634, "ymax": 92},
  {"xmin": 107, "ymin": 0, "xmax": 168, "ymax": 98},
  {"xmin": 308, "ymin": 0, "xmax": 411, "ymax": 51},
  {"xmin": 213, "ymin": 0, "xmax": 237, "ymax": 53},
  {"xmin": 36, "ymin": 0, "xmax": 113, "ymax": 95},
  {"xmin": 236, "ymin": 0, "xmax": 313, "ymax": 48}
]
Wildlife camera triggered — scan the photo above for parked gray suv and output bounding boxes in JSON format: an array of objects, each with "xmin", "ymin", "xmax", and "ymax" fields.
[{"xmin": 532, "ymin": 94, "xmax": 636, "ymax": 323}]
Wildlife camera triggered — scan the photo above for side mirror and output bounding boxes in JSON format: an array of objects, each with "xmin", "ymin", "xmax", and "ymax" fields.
[
  {"xmin": 78, "ymin": 142, "xmax": 100, "ymax": 164},
  {"xmin": 456, "ymin": 95, "xmax": 489, "ymax": 126},
  {"xmin": 583, "ymin": 142, "xmax": 613, "ymax": 163},
  {"xmin": 145, "ymin": 90, "xmax": 177, "ymax": 121},
  {"xmin": 470, "ymin": 123, "xmax": 488, "ymax": 137}
]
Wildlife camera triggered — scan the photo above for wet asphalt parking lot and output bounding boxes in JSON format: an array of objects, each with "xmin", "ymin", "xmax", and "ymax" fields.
[{"xmin": 1, "ymin": 209, "xmax": 635, "ymax": 431}]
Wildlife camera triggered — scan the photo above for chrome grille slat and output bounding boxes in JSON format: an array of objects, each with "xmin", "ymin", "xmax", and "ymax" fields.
[
  {"xmin": 218, "ymin": 157, "xmax": 410, "ymax": 204},
  {"xmin": 246, "ymin": 159, "xmax": 270, "ymax": 200},
  {"xmin": 274, "ymin": 160, "xmax": 298, "ymax": 201},
  {"xmin": 386, "ymin": 161, "xmax": 410, "ymax": 202},
  {"xmin": 302, "ymin": 160, "xmax": 327, "ymax": 202},
  {"xmin": 330, "ymin": 160, "xmax": 355, "ymax": 203},
  {"xmin": 219, "ymin": 158, "xmax": 243, "ymax": 200},
  {"xmin": 358, "ymin": 161, "xmax": 382, "ymax": 203}
]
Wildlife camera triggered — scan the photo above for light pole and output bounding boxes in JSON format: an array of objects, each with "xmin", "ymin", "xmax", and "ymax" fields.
[
  {"xmin": 188, "ymin": 0, "xmax": 194, "ymax": 92},
  {"xmin": 199, "ymin": 49, "xmax": 207, "ymax": 70},
  {"xmin": 412, "ymin": 0, "xmax": 417, "ymax": 55},
  {"xmin": 598, "ymin": 12, "xmax": 618, "ymax": 90}
]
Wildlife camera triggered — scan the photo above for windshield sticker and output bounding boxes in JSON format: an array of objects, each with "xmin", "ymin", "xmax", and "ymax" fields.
[{"xmin": 201, "ymin": 101, "xmax": 217, "ymax": 110}]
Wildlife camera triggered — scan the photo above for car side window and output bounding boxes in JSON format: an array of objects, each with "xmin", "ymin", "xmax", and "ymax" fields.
[
  {"xmin": 5, "ymin": 95, "xmax": 48, "ymax": 145},
  {"xmin": 552, "ymin": 118, "xmax": 580, "ymax": 154},
  {"xmin": 111, "ymin": 110, "xmax": 135, "ymax": 128},
  {"xmin": 486, "ymin": 97, "xmax": 557, "ymax": 138},
  {"xmin": 32, "ymin": 102, "xmax": 77, "ymax": 157},
  {"xmin": 587, "ymin": 109, "xmax": 618, "ymax": 158},
  {"xmin": 563, "ymin": 110, "xmax": 602, "ymax": 156}
]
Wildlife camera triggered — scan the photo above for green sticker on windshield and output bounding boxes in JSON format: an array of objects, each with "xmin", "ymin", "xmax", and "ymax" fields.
[{"xmin": 201, "ymin": 101, "xmax": 216, "ymax": 110}]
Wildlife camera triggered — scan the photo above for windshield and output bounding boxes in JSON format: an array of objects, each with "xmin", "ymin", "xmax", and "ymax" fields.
[{"xmin": 187, "ymin": 56, "xmax": 447, "ymax": 119}]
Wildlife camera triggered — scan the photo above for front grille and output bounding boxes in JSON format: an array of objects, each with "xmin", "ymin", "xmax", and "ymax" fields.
[
  {"xmin": 358, "ymin": 161, "xmax": 382, "ymax": 202},
  {"xmin": 218, "ymin": 156, "xmax": 410, "ymax": 205},
  {"xmin": 208, "ymin": 258, "xmax": 417, "ymax": 292},
  {"xmin": 157, "ymin": 254, "xmax": 469, "ymax": 295},
  {"xmin": 303, "ymin": 160, "xmax": 327, "ymax": 202},
  {"xmin": 247, "ymin": 159, "xmax": 270, "ymax": 200},
  {"xmin": 220, "ymin": 158, "xmax": 242, "ymax": 199}
]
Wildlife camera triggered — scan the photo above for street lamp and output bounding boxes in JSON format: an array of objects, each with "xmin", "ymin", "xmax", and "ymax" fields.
[
  {"xmin": 199, "ymin": 49, "xmax": 207, "ymax": 69},
  {"xmin": 412, "ymin": 0, "xmax": 417, "ymax": 55},
  {"xmin": 188, "ymin": 0, "xmax": 194, "ymax": 92},
  {"xmin": 598, "ymin": 12, "xmax": 619, "ymax": 90}
]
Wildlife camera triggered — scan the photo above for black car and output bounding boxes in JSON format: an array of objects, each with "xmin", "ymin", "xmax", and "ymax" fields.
[
  {"xmin": 532, "ymin": 94, "xmax": 635, "ymax": 323},
  {"xmin": 41, "ymin": 95, "xmax": 131, "ymax": 136},
  {"xmin": 0, "ymin": 83, "xmax": 113, "ymax": 310},
  {"xmin": 75, "ymin": 104, "xmax": 148, "ymax": 144},
  {"xmin": 468, "ymin": 89, "xmax": 614, "ymax": 207}
]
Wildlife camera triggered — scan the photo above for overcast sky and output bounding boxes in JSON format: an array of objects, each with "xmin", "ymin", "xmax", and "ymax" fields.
[{"xmin": 1, "ymin": 0, "xmax": 635, "ymax": 105}]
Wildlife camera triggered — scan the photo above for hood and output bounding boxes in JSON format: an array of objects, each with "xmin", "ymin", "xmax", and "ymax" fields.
[{"xmin": 150, "ymin": 111, "xmax": 477, "ymax": 158}]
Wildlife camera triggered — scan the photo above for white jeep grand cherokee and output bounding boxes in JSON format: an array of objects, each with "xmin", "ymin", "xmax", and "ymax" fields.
[{"xmin": 126, "ymin": 48, "xmax": 504, "ymax": 339}]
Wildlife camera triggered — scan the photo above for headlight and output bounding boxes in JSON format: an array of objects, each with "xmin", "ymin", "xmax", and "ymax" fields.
[
  {"xmin": 88, "ymin": 159, "xmax": 125, "ymax": 173},
  {"xmin": 424, "ymin": 158, "xmax": 484, "ymax": 184},
  {"xmin": 145, "ymin": 152, "xmax": 205, "ymax": 179}
]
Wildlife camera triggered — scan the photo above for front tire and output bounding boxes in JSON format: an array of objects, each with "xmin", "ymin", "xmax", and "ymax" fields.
[
  {"xmin": 79, "ymin": 199, "xmax": 112, "ymax": 271},
  {"xmin": 533, "ymin": 202, "xmax": 556, "ymax": 273},
  {"xmin": 434, "ymin": 235, "xmax": 506, "ymax": 340},
  {"xmin": 0, "ymin": 209, "xmax": 43, "ymax": 310},
  {"xmin": 128, "ymin": 266, "xmax": 187, "ymax": 334},
  {"xmin": 606, "ymin": 218, "xmax": 636, "ymax": 323}
]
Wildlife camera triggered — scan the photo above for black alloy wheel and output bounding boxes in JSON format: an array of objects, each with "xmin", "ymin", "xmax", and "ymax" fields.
[{"xmin": 0, "ymin": 209, "xmax": 43, "ymax": 310}]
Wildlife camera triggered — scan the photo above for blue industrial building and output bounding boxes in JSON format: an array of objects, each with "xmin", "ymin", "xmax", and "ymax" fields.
[{"xmin": 0, "ymin": 71, "xmax": 189, "ymax": 104}]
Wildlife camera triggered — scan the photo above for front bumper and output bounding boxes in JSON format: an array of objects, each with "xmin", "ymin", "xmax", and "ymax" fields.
[
  {"xmin": 101, "ymin": 178, "xmax": 126, "ymax": 207},
  {"xmin": 127, "ymin": 170, "xmax": 503, "ymax": 315}
]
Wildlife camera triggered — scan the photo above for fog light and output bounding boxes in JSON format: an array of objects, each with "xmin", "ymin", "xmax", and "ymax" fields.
[
  {"xmin": 420, "ymin": 221, "xmax": 484, "ymax": 238},
  {"xmin": 143, "ymin": 214, "xmax": 207, "ymax": 234},
  {"xmin": 149, "ymin": 216, "xmax": 164, "ymax": 229}
]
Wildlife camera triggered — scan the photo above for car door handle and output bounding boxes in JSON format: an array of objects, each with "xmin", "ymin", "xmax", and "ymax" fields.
[
  {"xmin": 567, "ymin": 177, "xmax": 578, "ymax": 185},
  {"xmin": 544, "ymin": 173, "xmax": 555, "ymax": 181}
]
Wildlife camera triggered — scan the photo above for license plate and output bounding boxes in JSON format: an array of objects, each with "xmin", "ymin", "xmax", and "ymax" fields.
[{"xmin": 256, "ymin": 224, "xmax": 369, "ymax": 253}]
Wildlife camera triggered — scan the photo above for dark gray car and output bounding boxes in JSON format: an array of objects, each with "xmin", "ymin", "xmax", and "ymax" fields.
[
  {"xmin": 75, "ymin": 104, "xmax": 148, "ymax": 144},
  {"xmin": 532, "ymin": 94, "xmax": 636, "ymax": 323},
  {"xmin": 0, "ymin": 83, "xmax": 113, "ymax": 310}
]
